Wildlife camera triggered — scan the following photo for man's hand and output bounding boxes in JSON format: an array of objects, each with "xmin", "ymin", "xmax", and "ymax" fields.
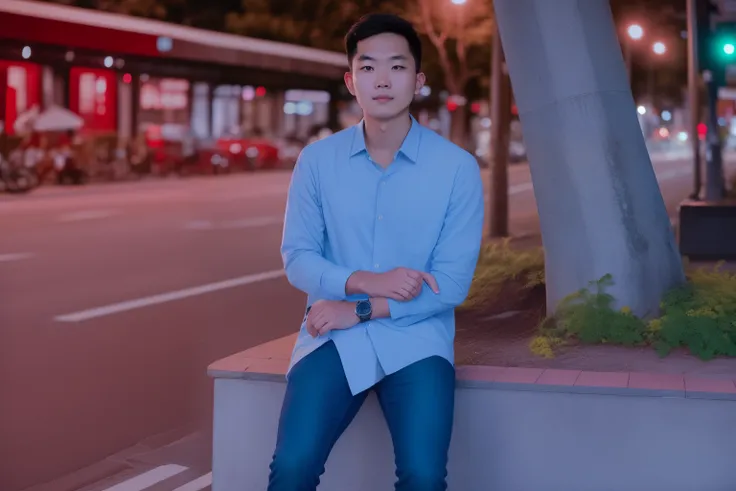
[
  {"xmin": 352, "ymin": 267, "xmax": 439, "ymax": 301},
  {"xmin": 306, "ymin": 300, "xmax": 359, "ymax": 337}
]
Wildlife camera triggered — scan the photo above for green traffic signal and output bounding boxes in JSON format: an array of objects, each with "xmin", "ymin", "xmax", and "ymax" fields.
[{"xmin": 724, "ymin": 43, "xmax": 736, "ymax": 55}]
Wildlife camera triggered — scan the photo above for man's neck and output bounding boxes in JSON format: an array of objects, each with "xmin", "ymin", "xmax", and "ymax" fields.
[{"xmin": 363, "ymin": 112, "xmax": 412, "ymax": 165}]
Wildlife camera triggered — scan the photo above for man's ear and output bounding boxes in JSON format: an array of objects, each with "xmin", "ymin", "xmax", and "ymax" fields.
[
  {"xmin": 414, "ymin": 72, "xmax": 427, "ymax": 95},
  {"xmin": 344, "ymin": 71, "xmax": 356, "ymax": 96}
]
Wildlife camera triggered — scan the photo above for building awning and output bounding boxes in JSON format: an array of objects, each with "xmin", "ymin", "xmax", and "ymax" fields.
[{"xmin": 0, "ymin": 0, "xmax": 347, "ymax": 80}]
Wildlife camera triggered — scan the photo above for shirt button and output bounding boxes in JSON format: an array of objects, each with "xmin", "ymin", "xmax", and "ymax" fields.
[
  {"xmin": 378, "ymin": 214, "xmax": 383, "ymax": 220},
  {"xmin": 374, "ymin": 263, "xmax": 380, "ymax": 269}
]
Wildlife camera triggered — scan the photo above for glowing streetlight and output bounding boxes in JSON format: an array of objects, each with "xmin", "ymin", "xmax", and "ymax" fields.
[
  {"xmin": 652, "ymin": 41, "xmax": 666, "ymax": 55},
  {"xmin": 627, "ymin": 24, "xmax": 644, "ymax": 40},
  {"xmin": 451, "ymin": 0, "xmax": 466, "ymax": 4}
]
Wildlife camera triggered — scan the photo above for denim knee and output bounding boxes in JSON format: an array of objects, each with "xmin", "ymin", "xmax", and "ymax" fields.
[
  {"xmin": 396, "ymin": 461, "xmax": 448, "ymax": 491},
  {"xmin": 268, "ymin": 449, "xmax": 322, "ymax": 491}
]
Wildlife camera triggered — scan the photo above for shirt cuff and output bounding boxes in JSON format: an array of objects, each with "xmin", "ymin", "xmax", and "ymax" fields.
[
  {"xmin": 320, "ymin": 266, "xmax": 356, "ymax": 299},
  {"xmin": 386, "ymin": 297, "xmax": 408, "ymax": 320}
]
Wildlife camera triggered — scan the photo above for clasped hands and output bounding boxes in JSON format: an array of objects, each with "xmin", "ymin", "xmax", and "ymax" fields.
[{"xmin": 306, "ymin": 267, "xmax": 439, "ymax": 338}]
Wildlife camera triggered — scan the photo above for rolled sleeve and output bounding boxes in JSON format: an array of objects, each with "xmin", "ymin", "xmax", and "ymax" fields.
[
  {"xmin": 387, "ymin": 155, "xmax": 484, "ymax": 326},
  {"xmin": 281, "ymin": 148, "xmax": 354, "ymax": 300},
  {"xmin": 320, "ymin": 265, "xmax": 356, "ymax": 300}
]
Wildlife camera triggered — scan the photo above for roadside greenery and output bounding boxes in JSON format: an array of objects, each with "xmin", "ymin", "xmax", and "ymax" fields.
[{"xmin": 464, "ymin": 240, "xmax": 736, "ymax": 361}]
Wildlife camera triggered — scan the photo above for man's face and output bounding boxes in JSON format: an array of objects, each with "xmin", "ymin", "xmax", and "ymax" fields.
[{"xmin": 345, "ymin": 32, "xmax": 425, "ymax": 121}]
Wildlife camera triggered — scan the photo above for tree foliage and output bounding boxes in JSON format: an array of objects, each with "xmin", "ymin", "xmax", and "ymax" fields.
[
  {"xmin": 393, "ymin": 0, "xmax": 493, "ymax": 96},
  {"xmin": 226, "ymin": 0, "xmax": 389, "ymax": 52}
]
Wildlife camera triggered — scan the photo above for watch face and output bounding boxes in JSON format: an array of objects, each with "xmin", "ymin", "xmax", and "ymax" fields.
[{"xmin": 356, "ymin": 300, "xmax": 371, "ymax": 317}]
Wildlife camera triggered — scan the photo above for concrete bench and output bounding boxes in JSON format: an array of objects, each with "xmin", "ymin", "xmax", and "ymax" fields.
[{"xmin": 208, "ymin": 333, "xmax": 736, "ymax": 491}]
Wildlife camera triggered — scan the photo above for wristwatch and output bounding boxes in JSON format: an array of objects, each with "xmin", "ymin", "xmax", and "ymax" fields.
[{"xmin": 355, "ymin": 299, "xmax": 372, "ymax": 323}]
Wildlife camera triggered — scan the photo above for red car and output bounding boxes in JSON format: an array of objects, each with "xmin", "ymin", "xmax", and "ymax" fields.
[{"xmin": 216, "ymin": 134, "xmax": 281, "ymax": 170}]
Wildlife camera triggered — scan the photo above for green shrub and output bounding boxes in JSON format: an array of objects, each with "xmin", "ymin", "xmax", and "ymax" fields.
[
  {"xmin": 532, "ymin": 265, "xmax": 736, "ymax": 361},
  {"xmin": 464, "ymin": 240, "xmax": 736, "ymax": 361},
  {"xmin": 655, "ymin": 264, "xmax": 736, "ymax": 359},
  {"xmin": 461, "ymin": 239, "xmax": 544, "ymax": 310}
]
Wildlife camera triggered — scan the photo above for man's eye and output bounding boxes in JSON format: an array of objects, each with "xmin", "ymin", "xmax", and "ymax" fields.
[
  {"xmin": 360, "ymin": 66, "xmax": 374, "ymax": 72},
  {"xmin": 392, "ymin": 65, "xmax": 406, "ymax": 71}
]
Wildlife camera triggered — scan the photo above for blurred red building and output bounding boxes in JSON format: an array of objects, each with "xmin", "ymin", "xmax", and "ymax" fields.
[{"xmin": 0, "ymin": 0, "xmax": 347, "ymax": 143}]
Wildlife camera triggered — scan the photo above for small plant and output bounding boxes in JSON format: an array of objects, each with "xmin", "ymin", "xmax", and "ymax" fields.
[
  {"xmin": 537, "ymin": 274, "xmax": 648, "ymax": 349},
  {"xmin": 462, "ymin": 239, "xmax": 544, "ymax": 309}
]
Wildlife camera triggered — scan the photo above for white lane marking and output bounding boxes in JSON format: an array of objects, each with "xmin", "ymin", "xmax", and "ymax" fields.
[
  {"xmin": 509, "ymin": 182, "xmax": 533, "ymax": 195},
  {"xmin": 184, "ymin": 216, "xmax": 282, "ymax": 230},
  {"xmin": 58, "ymin": 210, "xmax": 117, "ymax": 222},
  {"xmin": 0, "ymin": 252, "xmax": 34, "ymax": 262},
  {"xmin": 184, "ymin": 220, "xmax": 213, "ymax": 230},
  {"xmin": 223, "ymin": 216, "xmax": 283, "ymax": 229},
  {"xmin": 54, "ymin": 269, "xmax": 286, "ymax": 323},
  {"xmin": 101, "ymin": 464, "xmax": 188, "ymax": 491},
  {"xmin": 658, "ymin": 167, "xmax": 691, "ymax": 180},
  {"xmin": 173, "ymin": 472, "xmax": 213, "ymax": 491}
]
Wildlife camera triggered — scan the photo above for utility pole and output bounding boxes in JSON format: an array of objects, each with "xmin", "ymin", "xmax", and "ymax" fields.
[
  {"xmin": 704, "ymin": 69, "xmax": 725, "ymax": 200},
  {"xmin": 489, "ymin": 20, "xmax": 512, "ymax": 238},
  {"xmin": 687, "ymin": 0, "xmax": 702, "ymax": 199}
]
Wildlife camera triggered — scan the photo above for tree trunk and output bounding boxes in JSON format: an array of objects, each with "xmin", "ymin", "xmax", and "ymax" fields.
[
  {"xmin": 489, "ymin": 31, "xmax": 512, "ymax": 238},
  {"xmin": 493, "ymin": 0, "xmax": 685, "ymax": 317},
  {"xmin": 449, "ymin": 101, "xmax": 467, "ymax": 148}
]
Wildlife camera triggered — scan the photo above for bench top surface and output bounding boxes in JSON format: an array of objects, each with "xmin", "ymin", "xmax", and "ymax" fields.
[{"xmin": 207, "ymin": 333, "xmax": 736, "ymax": 400}]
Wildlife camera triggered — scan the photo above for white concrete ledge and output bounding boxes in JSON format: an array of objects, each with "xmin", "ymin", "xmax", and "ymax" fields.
[{"xmin": 208, "ymin": 334, "xmax": 736, "ymax": 491}]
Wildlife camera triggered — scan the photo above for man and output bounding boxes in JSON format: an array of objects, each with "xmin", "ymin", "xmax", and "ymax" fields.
[{"xmin": 269, "ymin": 13, "xmax": 484, "ymax": 491}]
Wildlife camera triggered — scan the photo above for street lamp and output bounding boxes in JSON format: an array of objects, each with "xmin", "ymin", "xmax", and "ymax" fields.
[
  {"xmin": 627, "ymin": 24, "xmax": 644, "ymax": 41},
  {"xmin": 652, "ymin": 41, "xmax": 666, "ymax": 55},
  {"xmin": 451, "ymin": 0, "xmax": 466, "ymax": 4}
]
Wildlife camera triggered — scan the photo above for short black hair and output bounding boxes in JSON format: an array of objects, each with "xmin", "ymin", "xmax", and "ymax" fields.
[{"xmin": 345, "ymin": 13, "xmax": 422, "ymax": 72}]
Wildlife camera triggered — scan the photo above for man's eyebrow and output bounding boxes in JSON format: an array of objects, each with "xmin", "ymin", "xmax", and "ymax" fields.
[{"xmin": 357, "ymin": 54, "xmax": 408, "ymax": 62}]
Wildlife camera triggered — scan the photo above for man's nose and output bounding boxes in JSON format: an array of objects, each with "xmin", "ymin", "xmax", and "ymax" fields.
[{"xmin": 375, "ymin": 74, "xmax": 391, "ymax": 89}]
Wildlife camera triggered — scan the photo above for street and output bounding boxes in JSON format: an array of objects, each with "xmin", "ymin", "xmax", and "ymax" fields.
[{"xmin": 0, "ymin": 150, "xmax": 716, "ymax": 491}]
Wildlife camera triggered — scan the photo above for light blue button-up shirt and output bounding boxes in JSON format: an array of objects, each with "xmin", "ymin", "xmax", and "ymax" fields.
[{"xmin": 281, "ymin": 117, "xmax": 484, "ymax": 395}]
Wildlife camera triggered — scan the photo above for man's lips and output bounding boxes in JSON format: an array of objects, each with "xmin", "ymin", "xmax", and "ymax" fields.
[{"xmin": 373, "ymin": 96, "xmax": 394, "ymax": 102}]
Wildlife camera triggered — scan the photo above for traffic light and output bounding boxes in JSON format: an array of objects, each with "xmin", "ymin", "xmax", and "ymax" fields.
[
  {"xmin": 697, "ymin": 0, "xmax": 723, "ymax": 72},
  {"xmin": 712, "ymin": 28, "xmax": 736, "ymax": 62}
]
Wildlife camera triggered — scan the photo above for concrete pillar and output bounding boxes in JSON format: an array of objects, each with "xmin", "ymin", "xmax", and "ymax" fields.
[
  {"xmin": 328, "ymin": 84, "xmax": 340, "ymax": 132},
  {"xmin": 117, "ymin": 73, "xmax": 133, "ymax": 142},
  {"xmin": 493, "ymin": 0, "xmax": 685, "ymax": 317},
  {"xmin": 41, "ymin": 66, "xmax": 54, "ymax": 109},
  {"xmin": 271, "ymin": 91, "xmax": 285, "ymax": 138}
]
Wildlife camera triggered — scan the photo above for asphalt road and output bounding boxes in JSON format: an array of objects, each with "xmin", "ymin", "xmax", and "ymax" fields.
[{"xmin": 0, "ymin": 150, "xmax": 718, "ymax": 491}]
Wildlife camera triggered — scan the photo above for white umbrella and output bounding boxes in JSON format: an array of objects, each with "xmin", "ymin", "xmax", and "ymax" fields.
[{"xmin": 32, "ymin": 106, "xmax": 84, "ymax": 132}]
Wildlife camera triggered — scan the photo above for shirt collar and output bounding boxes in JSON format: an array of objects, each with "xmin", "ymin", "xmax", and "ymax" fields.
[{"xmin": 349, "ymin": 115, "xmax": 422, "ymax": 164}]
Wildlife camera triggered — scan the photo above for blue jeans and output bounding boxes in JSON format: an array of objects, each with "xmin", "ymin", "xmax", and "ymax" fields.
[{"xmin": 267, "ymin": 341, "xmax": 455, "ymax": 491}]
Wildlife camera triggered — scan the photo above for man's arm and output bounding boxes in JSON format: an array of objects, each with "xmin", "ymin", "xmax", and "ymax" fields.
[
  {"xmin": 281, "ymin": 151, "xmax": 430, "ymax": 301},
  {"xmin": 380, "ymin": 157, "xmax": 484, "ymax": 326},
  {"xmin": 281, "ymin": 151, "xmax": 356, "ymax": 300}
]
